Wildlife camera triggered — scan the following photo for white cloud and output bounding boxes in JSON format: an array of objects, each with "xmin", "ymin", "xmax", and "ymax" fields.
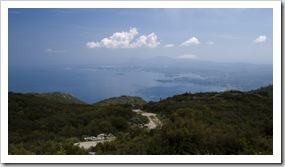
[
  {"xmin": 206, "ymin": 41, "xmax": 215, "ymax": 45},
  {"xmin": 181, "ymin": 37, "xmax": 200, "ymax": 46},
  {"xmin": 164, "ymin": 44, "xmax": 174, "ymax": 48},
  {"xmin": 43, "ymin": 48, "xmax": 66, "ymax": 53},
  {"xmin": 86, "ymin": 27, "xmax": 160, "ymax": 49},
  {"xmin": 254, "ymin": 35, "xmax": 267, "ymax": 43},
  {"xmin": 176, "ymin": 54, "xmax": 197, "ymax": 59},
  {"xmin": 131, "ymin": 33, "xmax": 160, "ymax": 48}
]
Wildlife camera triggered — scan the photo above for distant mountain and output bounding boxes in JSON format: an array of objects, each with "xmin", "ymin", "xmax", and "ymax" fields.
[
  {"xmin": 123, "ymin": 56, "xmax": 273, "ymax": 70},
  {"xmin": 93, "ymin": 95, "xmax": 147, "ymax": 108},
  {"xmin": 37, "ymin": 92, "xmax": 86, "ymax": 104}
]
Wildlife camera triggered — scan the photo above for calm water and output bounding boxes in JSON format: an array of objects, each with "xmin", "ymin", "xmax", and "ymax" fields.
[{"xmin": 8, "ymin": 65, "xmax": 225, "ymax": 103}]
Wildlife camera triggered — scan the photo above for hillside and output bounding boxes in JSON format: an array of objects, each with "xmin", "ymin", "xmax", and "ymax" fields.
[
  {"xmin": 95, "ymin": 85, "xmax": 273, "ymax": 155},
  {"xmin": 8, "ymin": 92, "xmax": 136, "ymax": 155},
  {"xmin": 8, "ymin": 85, "xmax": 273, "ymax": 155},
  {"xmin": 250, "ymin": 84, "xmax": 273, "ymax": 96},
  {"xmin": 93, "ymin": 95, "xmax": 147, "ymax": 108},
  {"xmin": 37, "ymin": 92, "xmax": 86, "ymax": 104}
]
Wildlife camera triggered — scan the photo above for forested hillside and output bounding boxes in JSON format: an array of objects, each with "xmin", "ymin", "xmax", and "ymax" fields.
[
  {"xmin": 8, "ymin": 92, "xmax": 136, "ymax": 154},
  {"xmin": 8, "ymin": 85, "xmax": 273, "ymax": 155},
  {"xmin": 93, "ymin": 95, "xmax": 147, "ymax": 108}
]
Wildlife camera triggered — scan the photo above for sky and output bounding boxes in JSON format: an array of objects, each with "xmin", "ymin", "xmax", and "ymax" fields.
[{"xmin": 8, "ymin": 8, "xmax": 273, "ymax": 66}]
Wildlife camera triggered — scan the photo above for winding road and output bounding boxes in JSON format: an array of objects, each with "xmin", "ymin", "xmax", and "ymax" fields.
[
  {"xmin": 141, "ymin": 112, "xmax": 162, "ymax": 129},
  {"xmin": 75, "ymin": 109, "xmax": 162, "ymax": 150},
  {"xmin": 132, "ymin": 109, "xmax": 162, "ymax": 129}
]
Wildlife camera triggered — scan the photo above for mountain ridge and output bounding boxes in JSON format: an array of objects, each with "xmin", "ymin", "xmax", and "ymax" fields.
[
  {"xmin": 37, "ymin": 92, "xmax": 86, "ymax": 104},
  {"xmin": 11, "ymin": 84, "xmax": 273, "ymax": 106}
]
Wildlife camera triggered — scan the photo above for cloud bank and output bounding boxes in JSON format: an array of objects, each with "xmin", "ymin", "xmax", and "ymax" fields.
[
  {"xmin": 86, "ymin": 28, "xmax": 160, "ymax": 49},
  {"xmin": 254, "ymin": 35, "xmax": 267, "ymax": 43},
  {"xmin": 181, "ymin": 37, "xmax": 200, "ymax": 46}
]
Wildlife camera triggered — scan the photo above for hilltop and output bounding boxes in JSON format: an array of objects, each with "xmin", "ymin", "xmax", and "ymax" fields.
[
  {"xmin": 37, "ymin": 92, "xmax": 86, "ymax": 104},
  {"xmin": 93, "ymin": 95, "xmax": 147, "ymax": 108}
]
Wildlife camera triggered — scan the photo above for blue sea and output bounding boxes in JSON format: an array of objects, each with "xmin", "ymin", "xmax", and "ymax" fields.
[{"xmin": 8, "ymin": 65, "xmax": 226, "ymax": 103}]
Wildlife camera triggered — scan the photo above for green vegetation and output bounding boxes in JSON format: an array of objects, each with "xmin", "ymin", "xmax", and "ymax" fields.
[
  {"xmin": 140, "ymin": 89, "xmax": 273, "ymax": 155},
  {"xmin": 8, "ymin": 92, "xmax": 136, "ymax": 154},
  {"xmin": 37, "ymin": 92, "xmax": 86, "ymax": 104},
  {"xmin": 8, "ymin": 85, "xmax": 273, "ymax": 155},
  {"xmin": 93, "ymin": 95, "xmax": 147, "ymax": 108},
  {"xmin": 250, "ymin": 84, "xmax": 273, "ymax": 96},
  {"xmin": 130, "ymin": 114, "xmax": 149, "ymax": 125}
]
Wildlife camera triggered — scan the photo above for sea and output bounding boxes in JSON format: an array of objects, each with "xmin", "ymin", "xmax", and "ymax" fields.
[{"xmin": 8, "ymin": 64, "xmax": 226, "ymax": 104}]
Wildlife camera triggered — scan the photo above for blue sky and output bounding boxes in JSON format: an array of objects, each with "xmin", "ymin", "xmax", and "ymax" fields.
[{"xmin": 8, "ymin": 8, "xmax": 273, "ymax": 65}]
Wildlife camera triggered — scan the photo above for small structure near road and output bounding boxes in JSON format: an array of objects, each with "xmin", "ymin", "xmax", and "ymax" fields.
[
  {"xmin": 74, "ymin": 133, "xmax": 116, "ymax": 150},
  {"xmin": 84, "ymin": 133, "xmax": 115, "ymax": 141}
]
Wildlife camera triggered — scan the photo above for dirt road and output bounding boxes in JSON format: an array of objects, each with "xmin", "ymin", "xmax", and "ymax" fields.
[{"xmin": 133, "ymin": 109, "xmax": 162, "ymax": 129}]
